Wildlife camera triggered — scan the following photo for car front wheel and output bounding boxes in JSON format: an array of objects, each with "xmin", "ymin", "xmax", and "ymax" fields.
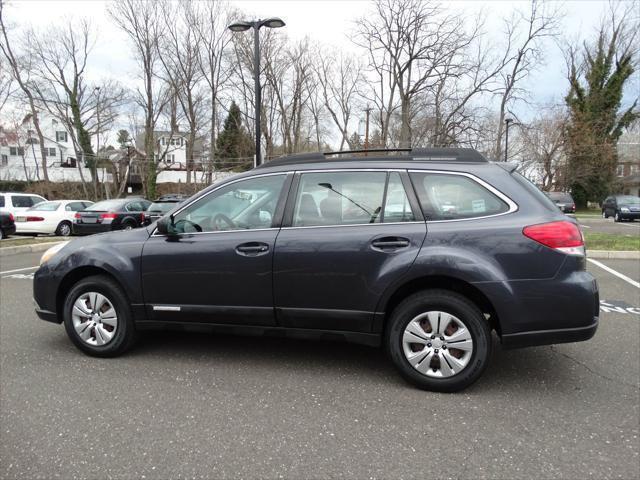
[
  {"xmin": 614, "ymin": 212, "xmax": 621, "ymax": 222},
  {"xmin": 63, "ymin": 275, "xmax": 136, "ymax": 357},
  {"xmin": 386, "ymin": 290, "xmax": 491, "ymax": 392},
  {"xmin": 602, "ymin": 210, "xmax": 608, "ymax": 219}
]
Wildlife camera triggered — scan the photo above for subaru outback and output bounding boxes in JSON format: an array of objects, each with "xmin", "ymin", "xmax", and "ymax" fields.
[{"xmin": 33, "ymin": 148, "xmax": 599, "ymax": 392}]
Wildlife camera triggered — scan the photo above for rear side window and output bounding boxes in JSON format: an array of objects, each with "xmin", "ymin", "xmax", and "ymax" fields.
[
  {"xmin": 293, "ymin": 172, "xmax": 386, "ymax": 227},
  {"xmin": 11, "ymin": 195, "xmax": 33, "ymax": 208},
  {"xmin": 0, "ymin": 196, "xmax": 4, "ymax": 208},
  {"xmin": 410, "ymin": 172, "xmax": 509, "ymax": 221}
]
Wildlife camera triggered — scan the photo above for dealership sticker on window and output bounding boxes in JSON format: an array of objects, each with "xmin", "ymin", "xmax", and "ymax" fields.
[{"xmin": 472, "ymin": 199, "xmax": 486, "ymax": 213}]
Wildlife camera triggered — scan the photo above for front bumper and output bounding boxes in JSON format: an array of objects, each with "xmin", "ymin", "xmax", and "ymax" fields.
[
  {"xmin": 35, "ymin": 307, "xmax": 59, "ymax": 323},
  {"xmin": 619, "ymin": 212, "xmax": 640, "ymax": 220}
]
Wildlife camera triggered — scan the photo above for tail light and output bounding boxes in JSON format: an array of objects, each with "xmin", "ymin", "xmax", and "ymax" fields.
[
  {"xmin": 26, "ymin": 216, "xmax": 45, "ymax": 222},
  {"xmin": 100, "ymin": 213, "xmax": 117, "ymax": 219},
  {"xmin": 140, "ymin": 213, "xmax": 145, "ymax": 223},
  {"xmin": 9, "ymin": 213, "xmax": 14, "ymax": 222},
  {"xmin": 523, "ymin": 221, "xmax": 585, "ymax": 255},
  {"xmin": 74, "ymin": 213, "xmax": 81, "ymax": 219}
]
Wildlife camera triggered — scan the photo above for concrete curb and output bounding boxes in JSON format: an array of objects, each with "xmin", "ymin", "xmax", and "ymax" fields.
[
  {"xmin": 587, "ymin": 250, "xmax": 640, "ymax": 260},
  {"xmin": 0, "ymin": 241, "xmax": 64, "ymax": 257}
]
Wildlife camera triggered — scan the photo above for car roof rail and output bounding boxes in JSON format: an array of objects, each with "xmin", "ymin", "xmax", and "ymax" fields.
[{"xmin": 258, "ymin": 147, "xmax": 488, "ymax": 168}]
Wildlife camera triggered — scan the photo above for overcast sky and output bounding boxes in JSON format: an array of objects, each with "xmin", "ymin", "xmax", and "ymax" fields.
[{"xmin": 3, "ymin": 0, "xmax": 636, "ymax": 133}]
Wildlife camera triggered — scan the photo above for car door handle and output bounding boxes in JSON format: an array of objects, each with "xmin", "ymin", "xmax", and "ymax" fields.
[
  {"xmin": 236, "ymin": 242, "xmax": 270, "ymax": 256},
  {"xmin": 371, "ymin": 237, "xmax": 411, "ymax": 251}
]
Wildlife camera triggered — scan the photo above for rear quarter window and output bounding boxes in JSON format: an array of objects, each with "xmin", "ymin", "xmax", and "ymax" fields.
[
  {"xmin": 512, "ymin": 173, "xmax": 559, "ymax": 213},
  {"xmin": 409, "ymin": 172, "xmax": 510, "ymax": 220}
]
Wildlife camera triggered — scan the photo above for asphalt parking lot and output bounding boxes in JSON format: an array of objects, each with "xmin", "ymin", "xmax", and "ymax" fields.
[
  {"xmin": 576, "ymin": 214, "xmax": 640, "ymax": 235},
  {"xmin": 1, "ymin": 251, "xmax": 639, "ymax": 479}
]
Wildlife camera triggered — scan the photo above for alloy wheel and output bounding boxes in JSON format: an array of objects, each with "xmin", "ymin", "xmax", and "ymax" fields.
[
  {"xmin": 71, "ymin": 292, "xmax": 118, "ymax": 346},
  {"xmin": 59, "ymin": 223, "xmax": 71, "ymax": 236},
  {"xmin": 402, "ymin": 311, "xmax": 474, "ymax": 378}
]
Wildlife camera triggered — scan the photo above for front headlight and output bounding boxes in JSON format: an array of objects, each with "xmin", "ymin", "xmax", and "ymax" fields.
[
  {"xmin": 621, "ymin": 207, "xmax": 630, "ymax": 213},
  {"xmin": 40, "ymin": 241, "xmax": 69, "ymax": 265}
]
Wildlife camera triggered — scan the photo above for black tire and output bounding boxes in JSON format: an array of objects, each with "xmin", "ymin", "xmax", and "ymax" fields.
[
  {"xmin": 602, "ymin": 210, "xmax": 608, "ymax": 219},
  {"xmin": 63, "ymin": 275, "xmax": 137, "ymax": 357},
  {"xmin": 122, "ymin": 220, "xmax": 136, "ymax": 230},
  {"xmin": 386, "ymin": 289, "xmax": 492, "ymax": 392},
  {"xmin": 55, "ymin": 221, "xmax": 72, "ymax": 237},
  {"xmin": 614, "ymin": 211, "xmax": 621, "ymax": 222},
  {"xmin": 0, "ymin": 228, "xmax": 4, "ymax": 240}
]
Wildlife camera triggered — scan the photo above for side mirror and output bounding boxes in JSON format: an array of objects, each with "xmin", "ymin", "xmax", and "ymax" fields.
[{"xmin": 156, "ymin": 215, "xmax": 174, "ymax": 235}]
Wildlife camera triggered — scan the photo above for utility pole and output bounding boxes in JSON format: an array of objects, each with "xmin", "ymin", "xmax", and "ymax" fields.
[{"xmin": 364, "ymin": 105, "xmax": 372, "ymax": 156}]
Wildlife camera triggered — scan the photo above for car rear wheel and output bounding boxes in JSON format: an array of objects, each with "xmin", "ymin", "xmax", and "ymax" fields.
[
  {"xmin": 55, "ymin": 221, "xmax": 72, "ymax": 236},
  {"xmin": 386, "ymin": 290, "xmax": 491, "ymax": 392},
  {"xmin": 0, "ymin": 228, "xmax": 4, "ymax": 240},
  {"xmin": 63, "ymin": 275, "xmax": 136, "ymax": 357},
  {"xmin": 122, "ymin": 221, "xmax": 135, "ymax": 230},
  {"xmin": 614, "ymin": 212, "xmax": 621, "ymax": 222}
]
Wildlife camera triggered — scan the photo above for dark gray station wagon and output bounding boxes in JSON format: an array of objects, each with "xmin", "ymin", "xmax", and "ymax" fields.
[{"xmin": 34, "ymin": 148, "xmax": 599, "ymax": 391}]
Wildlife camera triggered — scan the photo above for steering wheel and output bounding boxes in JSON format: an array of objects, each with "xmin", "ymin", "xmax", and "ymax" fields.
[
  {"xmin": 213, "ymin": 213, "xmax": 236, "ymax": 230},
  {"xmin": 173, "ymin": 218, "xmax": 202, "ymax": 233}
]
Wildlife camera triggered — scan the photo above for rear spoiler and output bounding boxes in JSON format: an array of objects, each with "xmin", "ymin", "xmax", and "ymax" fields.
[{"xmin": 496, "ymin": 161, "xmax": 519, "ymax": 173}]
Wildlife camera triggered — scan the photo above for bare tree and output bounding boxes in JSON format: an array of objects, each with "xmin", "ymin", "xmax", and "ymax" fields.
[
  {"xmin": 0, "ymin": 0, "xmax": 50, "ymax": 182},
  {"xmin": 314, "ymin": 49, "xmax": 363, "ymax": 150},
  {"xmin": 192, "ymin": 0, "xmax": 233, "ymax": 180},
  {"xmin": 158, "ymin": 0, "xmax": 207, "ymax": 183},
  {"xmin": 493, "ymin": 0, "xmax": 560, "ymax": 160},
  {"xmin": 355, "ymin": 0, "xmax": 489, "ymax": 148},
  {"xmin": 109, "ymin": 0, "xmax": 168, "ymax": 199},
  {"xmin": 520, "ymin": 108, "xmax": 567, "ymax": 190}
]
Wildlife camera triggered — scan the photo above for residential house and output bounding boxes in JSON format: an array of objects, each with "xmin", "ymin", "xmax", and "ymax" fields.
[
  {"xmin": 617, "ymin": 130, "xmax": 640, "ymax": 196},
  {"xmin": 0, "ymin": 113, "xmax": 109, "ymax": 183}
]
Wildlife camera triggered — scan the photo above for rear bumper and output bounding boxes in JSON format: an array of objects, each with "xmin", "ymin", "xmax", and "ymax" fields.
[
  {"xmin": 2, "ymin": 224, "xmax": 16, "ymax": 236},
  {"xmin": 501, "ymin": 318, "xmax": 598, "ymax": 348},
  {"xmin": 72, "ymin": 223, "xmax": 112, "ymax": 235}
]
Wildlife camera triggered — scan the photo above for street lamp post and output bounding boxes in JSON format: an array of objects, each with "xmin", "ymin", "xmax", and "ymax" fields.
[
  {"xmin": 504, "ymin": 117, "xmax": 513, "ymax": 162},
  {"xmin": 228, "ymin": 17, "xmax": 285, "ymax": 167}
]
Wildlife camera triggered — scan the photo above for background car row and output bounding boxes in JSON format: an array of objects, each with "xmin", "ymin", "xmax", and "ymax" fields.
[{"xmin": 0, "ymin": 191, "xmax": 186, "ymax": 239}]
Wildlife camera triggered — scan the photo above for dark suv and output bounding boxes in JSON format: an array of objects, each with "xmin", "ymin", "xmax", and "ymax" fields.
[
  {"xmin": 33, "ymin": 148, "xmax": 598, "ymax": 392},
  {"xmin": 602, "ymin": 195, "xmax": 640, "ymax": 222}
]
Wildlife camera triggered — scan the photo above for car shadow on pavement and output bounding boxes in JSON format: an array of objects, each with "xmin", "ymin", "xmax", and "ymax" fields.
[{"xmin": 96, "ymin": 328, "xmax": 576, "ymax": 393}]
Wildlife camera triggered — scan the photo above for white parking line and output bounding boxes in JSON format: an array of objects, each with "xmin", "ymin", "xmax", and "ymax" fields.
[
  {"xmin": 0, "ymin": 266, "xmax": 39, "ymax": 275},
  {"xmin": 618, "ymin": 222, "xmax": 640, "ymax": 228},
  {"xmin": 587, "ymin": 258, "xmax": 640, "ymax": 289}
]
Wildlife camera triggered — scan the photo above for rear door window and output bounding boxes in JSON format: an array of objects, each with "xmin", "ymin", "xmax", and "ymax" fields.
[
  {"xmin": 292, "ymin": 172, "xmax": 386, "ymax": 227},
  {"xmin": 410, "ymin": 172, "xmax": 510, "ymax": 220}
]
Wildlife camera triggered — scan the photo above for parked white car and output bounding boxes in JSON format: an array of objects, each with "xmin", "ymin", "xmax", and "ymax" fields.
[
  {"xmin": 14, "ymin": 200, "xmax": 93, "ymax": 236},
  {"xmin": 0, "ymin": 192, "xmax": 47, "ymax": 217}
]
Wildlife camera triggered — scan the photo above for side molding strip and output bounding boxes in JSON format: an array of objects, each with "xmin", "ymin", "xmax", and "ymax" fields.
[{"xmin": 153, "ymin": 306, "xmax": 181, "ymax": 312}]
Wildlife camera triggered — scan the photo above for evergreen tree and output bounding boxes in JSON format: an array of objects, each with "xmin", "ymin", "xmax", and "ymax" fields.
[
  {"xmin": 565, "ymin": 18, "xmax": 638, "ymax": 207},
  {"xmin": 117, "ymin": 129, "xmax": 131, "ymax": 148},
  {"xmin": 215, "ymin": 102, "xmax": 254, "ymax": 171}
]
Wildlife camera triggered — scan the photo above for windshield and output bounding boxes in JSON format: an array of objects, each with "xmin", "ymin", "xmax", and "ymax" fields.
[
  {"xmin": 148, "ymin": 202, "xmax": 177, "ymax": 213},
  {"xmin": 85, "ymin": 200, "xmax": 128, "ymax": 212},
  {"xmin": 547, "ymin": 192, "xmax": 573, "ymax": 203},
  {"xmin": 617, "ymin": 195, "xmax": 640, "ymax": 205},
  {"xmin": 28, "ymin": 201, "xmax": 60, "ymax": 211}
]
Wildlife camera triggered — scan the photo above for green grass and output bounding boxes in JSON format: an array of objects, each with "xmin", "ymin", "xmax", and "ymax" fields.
[
  {"xmin": 584, "ymin": 232, "xmax": 640, "ymax": 251},
  {"xmin": 0, "ymin": 236, "xmax": 65, "ymax": 248}
]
